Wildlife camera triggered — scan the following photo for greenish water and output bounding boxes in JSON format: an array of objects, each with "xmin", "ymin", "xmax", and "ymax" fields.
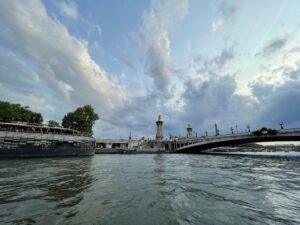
[{"xmin": 0, "ymin": 154, "xmax": 300, "ymax": 225}]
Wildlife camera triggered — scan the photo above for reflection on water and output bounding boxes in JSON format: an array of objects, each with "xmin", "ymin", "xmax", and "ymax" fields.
[
  {"xmin": 0, "ymin": 157, "xmax": 93, "ymax": 224},
  {"xmin": 0, "ymin": 154, "xmax": 300, "ymax": 225}
]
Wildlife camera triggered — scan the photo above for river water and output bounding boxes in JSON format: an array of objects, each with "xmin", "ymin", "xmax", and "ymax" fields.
[{"xmin": 0, "ymin": 153, "xmax": 300, "ymax": 225}]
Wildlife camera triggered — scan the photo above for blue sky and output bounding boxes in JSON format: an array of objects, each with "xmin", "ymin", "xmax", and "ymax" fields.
[{"xmin": 0, "ymin": 0, "xmax": 300, "ymax": 139}]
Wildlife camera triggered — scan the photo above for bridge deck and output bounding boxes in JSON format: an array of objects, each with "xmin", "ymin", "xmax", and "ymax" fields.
[{"xmin": 172, "ymin": 129, "xmax": 300, "ymax": 153}]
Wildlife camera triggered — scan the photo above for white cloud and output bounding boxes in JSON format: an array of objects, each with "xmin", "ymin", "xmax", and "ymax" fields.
[
  {"xmin": 212, "ymin": 19, "xmax": 223, "ymax": 32},
  {"xmin": 196, "ymin": 48, "xmax": 235, "ymax": 76},
  {"xmin": 250, "ymin": 73, "xmax": 300, "ymax": 128},
  {"xmin": 256, "ymin": 35, "xmax": 289, "ymax": 57},
  {"xmin": 220, "ymin": 1, "xmax": 237, "ymax": 23},
  {"xmin": 81, "ymin": 17, "xmax": 102, "ymax": 37},
  {"xmin": 138, "ymin": 0, "xmax": 189, "ymax": 93},
  {"xmin": 144, "ymin": 31, "xmax": 172, "ymax": 92},
  {"xmin": 2, "ymin": 0, "xmax": 299, "ymax": 139},
  {"xmin": 1, "ymin": 0, "xmax": 191, "ymax": 138},
  {"xmin": 55, "ymin": 0, "xmax": 78, "ymax": 19},
  {"xmin": 179, "ymin": 48, "xmax": 257, "ymax": 134},
  {"xmin": 211, "ymin": 1, "xmax": 237, "ymax": 32},
  {"xmin": 117, "ymin": 48, "xmax": 136, "ymax": 71},
  {"xmin": 100, "ymin": 0, "xmax": 191, "ymax": 138},
  {"xmin": 185, "ymin": 42, "xmax": 300, "ymax": 132},
  {"xmin": 251, "ymin": 45, "xmax": 300, "ymax": 90},
  {"xmin": 0, "ymin": 0, "xmax": 125, "ymax": 132},
  {"xmin": 0, "ymin": 86, "xmax": 55, "ymax": 113}
]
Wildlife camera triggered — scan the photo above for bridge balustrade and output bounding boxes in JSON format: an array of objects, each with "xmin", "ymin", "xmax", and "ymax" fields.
[{"xmin": 172, "ymin": 128, "xmax": 300, "ymax": 153}]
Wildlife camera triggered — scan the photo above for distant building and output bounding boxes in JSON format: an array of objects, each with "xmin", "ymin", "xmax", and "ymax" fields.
[{"xmin": 96, "ymin": 114, "xmax": 169, "ymax": 153}]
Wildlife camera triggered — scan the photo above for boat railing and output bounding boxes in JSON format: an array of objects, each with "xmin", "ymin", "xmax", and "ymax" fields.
[{"xmin": 0, "ymin": 121, "xmax": 91, "ymax": 137}]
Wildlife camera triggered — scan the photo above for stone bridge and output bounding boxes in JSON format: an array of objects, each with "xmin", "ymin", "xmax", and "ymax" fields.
[{"xmin": 170, "ymin": 128, "xmax": 300, "ymax": 153}]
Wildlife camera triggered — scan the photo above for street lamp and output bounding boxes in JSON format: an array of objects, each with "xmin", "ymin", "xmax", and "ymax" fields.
[
  {"xmin": 279, "ymin": 122, "xmax": 284, "ymax": 129},
  {"xmin": 247, "ymin": 125, "xmax": 251, "ymax": 132}
]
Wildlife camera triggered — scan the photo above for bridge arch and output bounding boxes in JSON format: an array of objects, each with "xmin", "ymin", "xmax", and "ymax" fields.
[{"xmin": 175, "ymin": 130, "xmax": 300, "ymax": 153}]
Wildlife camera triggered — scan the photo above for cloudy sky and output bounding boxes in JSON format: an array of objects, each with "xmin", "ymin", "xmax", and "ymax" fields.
[{"xmin": 0, "ymin": 0, "xmax": 300, "ymax": 139}]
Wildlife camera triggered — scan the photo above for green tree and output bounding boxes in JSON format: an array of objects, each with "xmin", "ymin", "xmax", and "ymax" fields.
[
  {"xmin": 29, "ymin": 112, "xmax": 43, "ymax": 124},
  {"xmin": 61, "ymin": 105, "xmax": 99, "ymax": 135},
  {"xmin": 48, "ymin": 120, "xmax": 60, "ymax": 127},
  {"xmin": 0, "ymin": 101, "xmax": 43, "ymax": 124},
  {"xmin": 0, "ymin": 101, "xmax": 14, "ymax": 122}
]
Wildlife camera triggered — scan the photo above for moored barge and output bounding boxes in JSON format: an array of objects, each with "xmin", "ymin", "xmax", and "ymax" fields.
[{"xmin": 0, "ymin": 122, "xmax": 95, "ymax": 157}]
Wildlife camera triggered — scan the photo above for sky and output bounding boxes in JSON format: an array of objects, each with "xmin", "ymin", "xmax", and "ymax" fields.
[{"xmin": 0, "ymin": 0, "xmax": 300, "ymax": 139}]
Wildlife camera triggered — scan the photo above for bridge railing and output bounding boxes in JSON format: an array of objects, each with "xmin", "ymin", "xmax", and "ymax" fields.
[
  {"xmin": 174, "ymin": 132, "xmax": 252, "ymax": 142},
  {"xmin": 277, "ymin": 128, "xmax": 300, "ymax": 133},
  {"xmin": 170, "ymin": 128, "xmax": 300, "ymax": 149},
  {"xmin": 175, "ymin": 128, "xmax": 300, "ymax": 142}
]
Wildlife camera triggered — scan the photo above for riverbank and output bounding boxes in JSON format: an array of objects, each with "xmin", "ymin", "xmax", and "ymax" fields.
[{"xmin": 95, "ymin": 148, "xmax": 167, "ymax": 154}]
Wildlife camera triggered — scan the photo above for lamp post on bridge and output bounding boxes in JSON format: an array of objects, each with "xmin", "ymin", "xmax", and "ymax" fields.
[
  {"xmin": 186, "ymin": 123, "xmax": 193, "ymax": 138},
  {"xmin": 230, "ymin": 127, "xmax": 234, "ymax": 134},
  {"xmin": 155, "ymin": 115, "xmax": 164, "ymax": 141},
  {"xmin": 279, "ymin": 122, "xmax": 284, "ymax": 129},
  {"xmin": 193, "ymin": 132, "xmax": 197, "ymax": 138},
  {"xmin": 235, "ymin": 125, "xmax": 238, "ymax": 133},
  {"xmin": 247, "ymin": 125, "xmax": 251, "ymax": 133},
  {"xmin": 215, "ymin": 123, "xmax": 220, "ymax": 136}
]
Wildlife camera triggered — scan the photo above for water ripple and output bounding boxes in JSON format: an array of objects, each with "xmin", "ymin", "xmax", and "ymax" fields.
[{"xmin": 0, "ymin": 154, "xmax": 300, "ymax": 225}]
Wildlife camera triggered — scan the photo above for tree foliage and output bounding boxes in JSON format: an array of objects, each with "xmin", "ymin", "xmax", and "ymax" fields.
[
  {"xmin": 0, "ymin": 101, "xmax": 43, "ymax": 124},
  {"xmin": 48, "ymin": 120, "xmax": 60, "ymax": 127},
  {"xmin": 61, "ymin": 105, "xmax": 99, "ymax": 135}
]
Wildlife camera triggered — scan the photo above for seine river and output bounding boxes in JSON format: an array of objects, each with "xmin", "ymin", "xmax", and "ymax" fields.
[{"xmin": 1, "ymin": 153, "xmax": 300, "ymax": 225}]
